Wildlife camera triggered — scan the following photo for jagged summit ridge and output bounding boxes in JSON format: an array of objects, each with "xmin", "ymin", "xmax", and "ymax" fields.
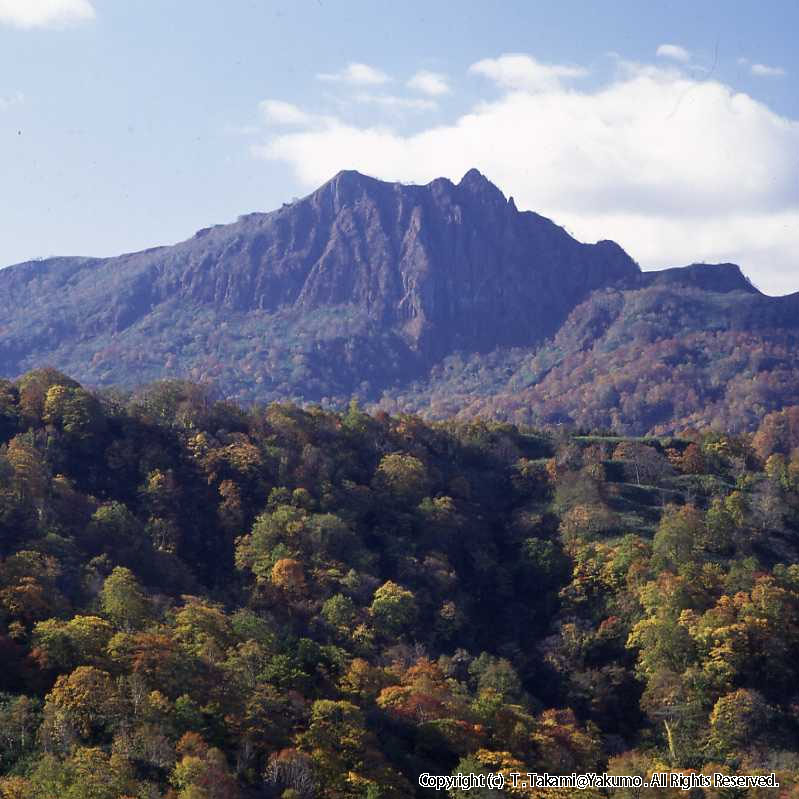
[{"xmin": 0, "ymin": 168, "xmax": 639, "ymax": 361}]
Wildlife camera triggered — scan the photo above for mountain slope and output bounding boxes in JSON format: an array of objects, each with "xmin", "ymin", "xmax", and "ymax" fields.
[
  {"xmin": 393, "ymin": 275, "xmax": 799, "ymax": 433},
  {"xmin": 1, "ymin": 169, "xmax": 798, "ymax": 433}
]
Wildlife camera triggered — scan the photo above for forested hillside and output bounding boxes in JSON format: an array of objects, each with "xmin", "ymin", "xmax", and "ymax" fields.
[
  {"xmin": 391, "ymin": 278, "xmax": 799, "ymax": 434},
  {"xmin": 0, "ymin": 369, "xmax": 798, "ymax": 797}
]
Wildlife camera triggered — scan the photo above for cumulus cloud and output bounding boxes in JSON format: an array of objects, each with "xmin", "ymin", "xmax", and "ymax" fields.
[
  {"xmin": 750, "ymin": 62, "xmax": 786, "ymax": 77},
  {"xmin": 317, "ymin": 62, "xmax": 389, "ymax": 86},
  {"xmin": 556, "ymin": 209, "xmax": 799, "ymax": 296},
  {"xmin": 408, "ymin": 70, "xmax": 450, "ymax": 96},
  {"xmin": 0, "ymin": 0, "xmax": 95, "ymax": 28},
  {"xmin": 259, "ymin": 100, "xmax": 313, "ymax": 126},
  {"xmin": 255, "ymin": 53, "xmax": 799, "ymax": 296},
  {"xmin": 469, "ymin": 53, "xmax": 587, "ymax": 92},
  {"xmin": 656, "ymin": 43, "xmax": 691, "ymax": 63}
]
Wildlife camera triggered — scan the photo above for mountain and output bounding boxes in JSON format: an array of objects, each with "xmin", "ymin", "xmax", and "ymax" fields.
[
  {"xmin": 0, "ymin": 169, "xmax": 637, "ymax": 391},
  {"xmin": 2, "ymin": 169, "xmax": 798, "ymax": 433}
]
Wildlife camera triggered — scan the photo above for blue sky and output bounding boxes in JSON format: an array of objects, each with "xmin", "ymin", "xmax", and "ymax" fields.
[{"xmin": 1, "ymin": 0, "xmax": 797, "ymax": 294}]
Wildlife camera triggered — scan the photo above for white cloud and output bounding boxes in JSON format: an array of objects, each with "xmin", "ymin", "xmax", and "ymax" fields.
[
  {"xmin": 259, "ymin": 100, "xmax": 312, "ymax": 126},
  {"xmin": 738, "ymin": 57, "xmax": 786, "ymax": 78},
  {"xmin": 408, "ymin": 70, "xmax": 450, "ymax": 96},
  {"xmin": 656, "ymin": 43, "xmax": 691, "ymax": 63},
  {"xmin": 469, "ymin": 53, "xmax": 587, "ymax": 92},
  {"xmin": 750, "ymin": 62, "xmax": 786, "ymax": 77},
  {"xmin": 555, "ymin": 209, "xmax": 799, "ymax": 296},
  {"xmin": 0, "ymin": 0, "xmax": 95, "ymax": 28},
  {"xmin": 317, "ymin": 62, "xmax": 389, "ymax": 86},
  {"xmin": 256, "ymin": 54, "xmax": 799, "ymax": 296}
]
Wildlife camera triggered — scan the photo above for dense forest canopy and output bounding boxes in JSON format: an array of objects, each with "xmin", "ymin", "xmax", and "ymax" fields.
[{"xmin": 0, "ymin": 368, "xmax": 798, "ymax": 798}]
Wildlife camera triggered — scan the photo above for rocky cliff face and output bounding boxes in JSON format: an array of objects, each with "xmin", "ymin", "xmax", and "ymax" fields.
[{"xmin": 0, "ymin": 169, "xmax": 640, "ymax": 374}]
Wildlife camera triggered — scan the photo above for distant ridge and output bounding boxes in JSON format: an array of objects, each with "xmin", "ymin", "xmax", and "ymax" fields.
[{"xmin": 632, "ymin": 262, "xmax": 758, "ymax": 294}]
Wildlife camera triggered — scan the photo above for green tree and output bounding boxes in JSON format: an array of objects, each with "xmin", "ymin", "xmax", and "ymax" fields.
[
  {"xmin": 41, "ymin": 666, "xmax": 120, "ymax": 749},
  {"xmin": 369, "ymin": 581, "xmax": 417, "ymax": 636},
  {"xmin": 374, "ymin": 453, "xmax": 428, "ymax": 501},
  {"xmin": 322, "ymin": 594, "xmax": 357, "ymax": 632},
  {"xmin": 33, "ymin": 616, "xmax": 114, "ymax": 671},
  {"xmin": 707, "ymin": 689, "xmax": 770, "ymax": 758},
  {"xmin": 42, "ymin": 386, "xmax": 105, "ymax": 440},
  {"xmin": 100, "ymin": 567, "xmax": 152, "ymax": 631},
  {"xmin": 652, "ymin": 504, "xmax": 705, "ymax": 572}
]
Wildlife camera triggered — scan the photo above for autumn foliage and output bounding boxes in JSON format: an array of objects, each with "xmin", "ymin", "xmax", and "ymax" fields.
[{"xmin": 0, "ymin": 370, "xmax": 797, "ymax": 796}]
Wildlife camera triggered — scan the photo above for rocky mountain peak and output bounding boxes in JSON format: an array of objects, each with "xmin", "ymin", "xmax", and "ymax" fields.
[
  {"xmin": 0, "ymin": 169, "xmax": 644, "ymax": 398},
  {"xmin": 457, "ymin": 168, "xmax": 507, "ymax": 203}
]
